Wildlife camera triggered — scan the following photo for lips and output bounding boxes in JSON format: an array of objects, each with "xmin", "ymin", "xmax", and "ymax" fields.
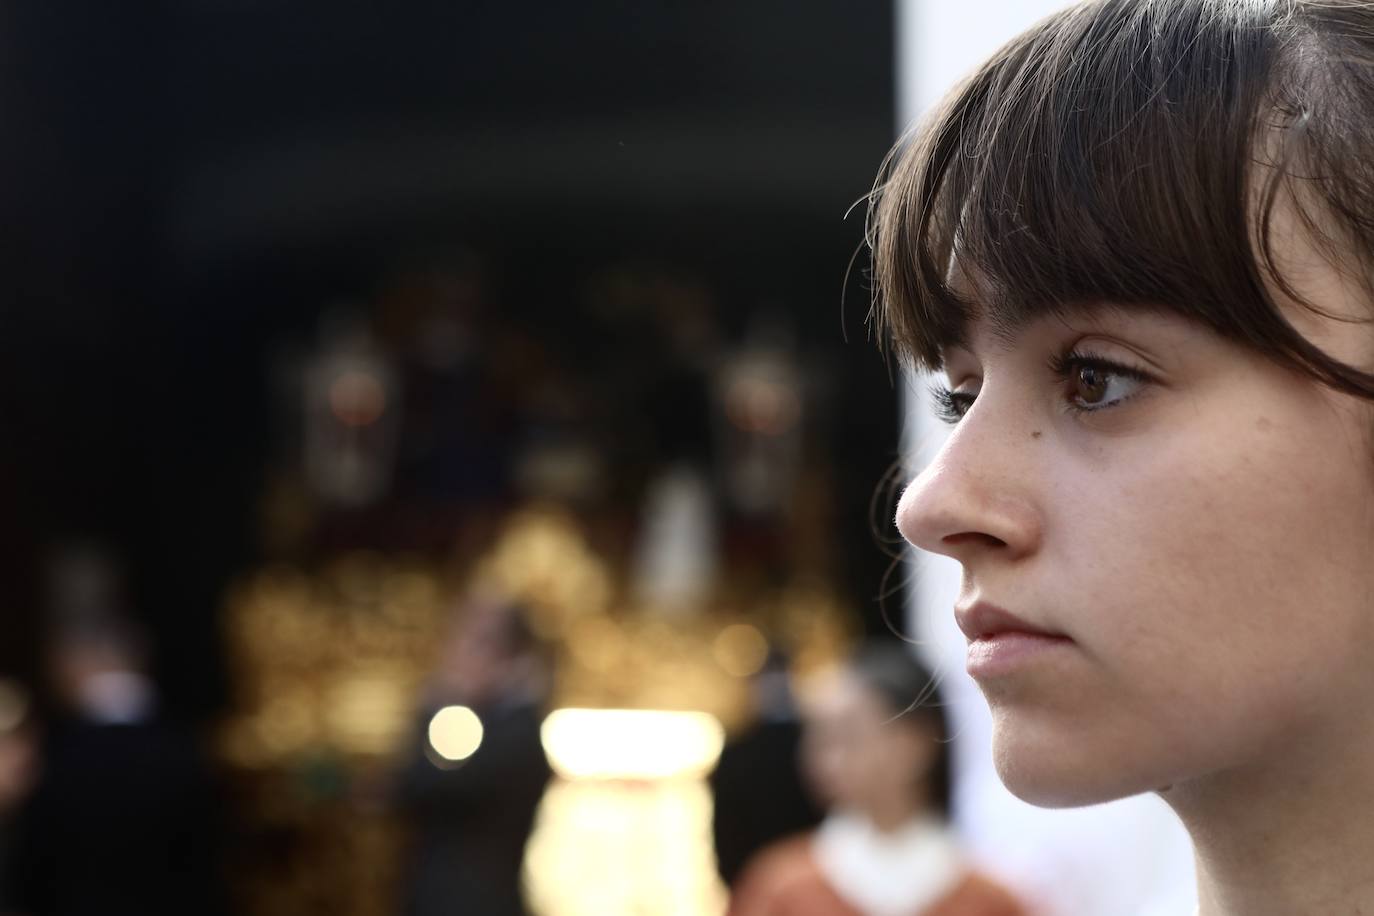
[
  {"xmin": 954, "ymin": 601, "xmax": 1065, "ymax": 642},
  {"xmin": 957, "ymin": 601, "xmax": 1073, "ymax": 678}
]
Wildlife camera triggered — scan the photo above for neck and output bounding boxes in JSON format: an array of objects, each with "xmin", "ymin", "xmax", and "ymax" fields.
[
  {"xmin": 1164, "ymin": 724, "xmax": 1374, "ymax": 916},
  {"xmin": 864, "ymin": 785, "xmax": 930, "ymax": 834},
  {"xmin": 866, "ymin": 805, "xmax": 919, "ymax": 834}
]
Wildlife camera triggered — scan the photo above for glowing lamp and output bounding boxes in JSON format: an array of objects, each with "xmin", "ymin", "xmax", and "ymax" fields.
[
  {"xmin": 540, "ymin": 708, "xmax": 724, "ymax": 780},
  {"xmin": 428, "ymin": 705, "xmax": 484, "ymax": 762}
]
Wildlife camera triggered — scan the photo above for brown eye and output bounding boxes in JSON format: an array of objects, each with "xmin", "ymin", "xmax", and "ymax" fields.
[
  {"xmin": 1074, "ymin": 365, "xmax": 1110, "ymax": 405},
  {"xmin": 1054, "ymin": 355, "xmax": 1149, "ymax": 412}
]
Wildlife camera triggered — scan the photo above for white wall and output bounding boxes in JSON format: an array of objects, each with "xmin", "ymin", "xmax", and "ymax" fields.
[{"xmin": 894, "ymin": 3, "xmax": 1197, "ymax": 914}]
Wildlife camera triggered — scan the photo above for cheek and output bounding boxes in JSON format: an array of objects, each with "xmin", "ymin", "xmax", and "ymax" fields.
[
  {"xmin": 872, "ymin": 734, "xmax": 925, "ymax": 791},
  {"xmin": 1127, "ymin": 403, "xmax": 1368, "ymax": 625},
  {"xmin": 803, "ymin": 743, "xmax": 850, "ymax": 799},
  {"xmin": 1059, "ymin": 385, "xmax": 1374, "ymax": 745},
  {"xmin": 989, "ymin": 381, "xmax": 1374, "ymax": 806}
]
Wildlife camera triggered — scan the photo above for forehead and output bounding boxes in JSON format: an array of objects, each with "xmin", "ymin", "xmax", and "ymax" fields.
[
  {"xmin": 800, "ymin": 670, "xmax": 882, "ymax": 722},
  {"xmin": 940, "ymin": 268, "xmax": 1182, "ymax": 364}
]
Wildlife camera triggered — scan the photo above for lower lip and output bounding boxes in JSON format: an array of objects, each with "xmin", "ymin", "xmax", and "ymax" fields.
[{"xmin": 966, "ymin": 632, "xmax": 1073, "ymax": 678}]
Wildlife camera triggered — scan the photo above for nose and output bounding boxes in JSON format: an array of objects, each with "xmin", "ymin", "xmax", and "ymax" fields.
[{"xmin": 895, "ymin": 420, "xmax": 1042, "ymax": 564}]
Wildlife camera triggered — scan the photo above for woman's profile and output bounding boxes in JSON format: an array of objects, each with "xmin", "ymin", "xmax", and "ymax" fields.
[{"xmin": 870, "ymin": 1, "xmax": 1374, "ymax": 913}]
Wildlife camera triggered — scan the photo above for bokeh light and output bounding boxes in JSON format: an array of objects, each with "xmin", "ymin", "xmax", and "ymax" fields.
[
  {"xmin": 711, "ymin": 623, "xmax": 769, "ymax": 678},
  {"xmin": 523, "ymin": 778, "xmax": 727, "ymax": 916},
  {"xmin": 427, "ymin": 705, "xmax": 484, "ymax": 762},
  {"xmin": 540, "ymin": 708, "xmax": 724, "ymax": 781}
]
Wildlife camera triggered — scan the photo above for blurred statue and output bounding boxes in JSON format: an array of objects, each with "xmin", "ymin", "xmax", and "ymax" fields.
[
  {"xmin": 392, "ymin": 598, "xmax": 552, "ymax": 916},
  {"xmin": 728, "ymin": 643, "xmax": 1027, "ymax": 916}
]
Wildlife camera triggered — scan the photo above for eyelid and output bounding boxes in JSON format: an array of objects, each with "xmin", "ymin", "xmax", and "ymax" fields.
[
  {"xmin": 1061, "ymin": 334, "xmax": 1168, "ymax": 378},
  {"xmin": 1047, "ymin": 349, "xmax": 1152, "ymax": 381},
  {"xmin": 939, "ymin": 347, "xmax": 980, "ymax": 389}
]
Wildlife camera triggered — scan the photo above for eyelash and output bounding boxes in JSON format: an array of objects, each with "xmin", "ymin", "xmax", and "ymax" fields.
[
  {"xmin": 930, "ymin": 384, "xmax": 975, "ymax": 424},
  {"xmin": 930, "ymin": 350, "xmax": 1152, "ymax": 424}
]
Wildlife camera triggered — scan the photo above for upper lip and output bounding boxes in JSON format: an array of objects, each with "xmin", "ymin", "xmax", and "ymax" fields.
[{"xmin": 955, "ymin": 601, "xmax": 1065, "ymax": 641}]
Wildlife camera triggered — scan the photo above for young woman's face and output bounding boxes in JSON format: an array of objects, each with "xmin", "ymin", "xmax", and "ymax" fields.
[
  {"xmin": 896, "ymin": 239, "xmax": 1374, "ymax": 807},
  {"xmin": 799, "ymin": 670, "xmax": 934, "ymax": 817}
]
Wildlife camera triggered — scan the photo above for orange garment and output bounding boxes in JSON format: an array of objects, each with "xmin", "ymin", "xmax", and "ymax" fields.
[{"xmin": 728, "ymin": 835, "xmax": 1027, "ymax": 916}]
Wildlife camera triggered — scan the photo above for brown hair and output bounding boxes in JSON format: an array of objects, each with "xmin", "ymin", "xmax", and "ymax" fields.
[{"xmin": 868, "ymin": 0, "xmax": 1374, "ymax": 399}]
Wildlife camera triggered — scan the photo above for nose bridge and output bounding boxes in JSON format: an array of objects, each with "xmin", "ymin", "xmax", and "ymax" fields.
[{"xmin": 896, "ymin": 396, "xmax": 1040, "ymax": 558}]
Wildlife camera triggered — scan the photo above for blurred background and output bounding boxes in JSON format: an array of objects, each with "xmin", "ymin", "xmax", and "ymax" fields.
[
  {"xmin": 0, "ymin": 3, "xmax": 898, "ymax": 915},
  {"xmin": 0, "ymin": 3, "xmax": 1197, "ymax": 915}
]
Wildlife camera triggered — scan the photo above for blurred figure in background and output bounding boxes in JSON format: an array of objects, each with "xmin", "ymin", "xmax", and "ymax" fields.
[
  {"xmin": 729, "ymin": 643, "xmax": 1026, "ymax": 916},
  {"xmin": 392, "ymin": 598, "xmax": 551, "ymax": 916},
  {"xmin": 711, "ymin": 650, "xmax": 823, "ymax": 888},
  {"xmin": 7, "ymin": 618, "xmax": 222, "ymax": 916}
]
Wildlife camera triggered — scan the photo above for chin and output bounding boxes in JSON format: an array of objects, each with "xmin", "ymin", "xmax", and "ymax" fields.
[{"xmin": 988, "ymin": 716, "xmax": 1170, "ymax": 809}]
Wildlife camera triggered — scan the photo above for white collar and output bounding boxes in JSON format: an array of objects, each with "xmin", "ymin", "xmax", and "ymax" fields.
[{"xmin": 812, "ymin": 812, "xmax": 966, "ymax": 916}]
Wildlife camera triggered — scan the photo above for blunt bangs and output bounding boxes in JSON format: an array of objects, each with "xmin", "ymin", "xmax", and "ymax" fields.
[{"xmin": 869, "ymin": 0, "xmax": 1374, "ymax": 401}]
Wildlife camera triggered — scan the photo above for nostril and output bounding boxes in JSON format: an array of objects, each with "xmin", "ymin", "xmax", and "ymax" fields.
[{"xmin": 941, "ymin": 532, "xmax": 1007, "ymax": 549}]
